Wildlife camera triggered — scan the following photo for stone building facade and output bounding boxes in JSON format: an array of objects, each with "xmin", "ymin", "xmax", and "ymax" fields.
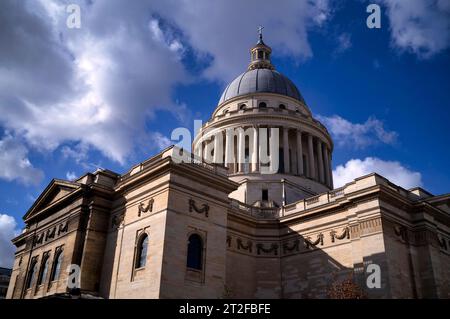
[{"xmin": 6, "ymin": 35, "xmax": 450, "ymax": 299}]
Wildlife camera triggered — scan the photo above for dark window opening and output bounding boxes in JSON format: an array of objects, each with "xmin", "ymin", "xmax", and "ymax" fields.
[
  {"xmin": 136, "ymin": 234, "xmax": 149, "ymax": 269},
  {"xmin": 279, "ymin": 104, "xmax": 286, "ymax": 109},
  {"xmin": 289, "ymin": 149, "xmax": 292, "ymax": 173},
  {"xmin": 262, "ymin": 189, "xmax": 269, "ymax": 201},
  {"xmin": 26, "ymin": 261, "xmax": 37, "ymax": 289},
  {"xmin": 50, "ymin": 251, "xmax": 63, "ymax": 282},
  {"xmin": 278, "ymin": 148, "xmax": 285, "ymax": 173},
  {"xmin": 187, "ymin": 234, "xmax": 203, "ymax": 270},
  {"xmin": 259, "ymin": 102, "xmax": 267, "ymax": 108},
  {"xmin": 302, "ymin": 155, "xmax": 307, "ymax": 176},
  {"xmin": 239, "ymin": 104, "xmax": 247, "ymax": 110},
  {"xmin": 37, "ymin": 256, "xmax": 49, "ymax": 286},
  {"xmin": 257, "ymin": 50, "xmax": 263, "ymax": 59}
]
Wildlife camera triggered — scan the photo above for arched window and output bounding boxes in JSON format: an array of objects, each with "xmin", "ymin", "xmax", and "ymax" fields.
[
  {"xmin": 26, "ymin": 260, "xmax": 37, "ymax": 289},
  {"xmin": 187, "ymin": 234, "xmax": 203, "ymax": 270},
  {"xmin": 257, "ymin": 50, "xmax": 263, "ymax": 59},
  {"xmin": 135, "ymin": 234, "xmax": 149, "ymax": 269},
  {"xmin": 279, "ymin": 104, "xmax": 286, "ymax": 109},
  {"xmin": 239, "ymin": 104, "xmax": 247, "ymax": 110},
  {"xmin": 37, "ymin": 255, "xmax": 49, "ymax": 286},
  {"xmin": 50, "ymin": 251, "xmax": 63, "ymax": 282},
  {"xmin": 258, "ymin": 102, "xmax": 267, "ymax": 108}
]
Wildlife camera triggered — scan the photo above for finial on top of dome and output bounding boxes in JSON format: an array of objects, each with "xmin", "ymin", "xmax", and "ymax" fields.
[
  {"xmin": 248, "ymin": 26, "xmax": 274, "ymax": 70},
  {"xmin": 257, "ymin": 26, "xmax": 265, "ymax": 45}
]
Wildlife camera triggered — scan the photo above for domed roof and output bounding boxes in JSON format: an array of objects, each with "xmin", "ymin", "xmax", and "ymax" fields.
[{"xmin": 219, "ymin": 69, "xmax": 305, "ymax": 105}]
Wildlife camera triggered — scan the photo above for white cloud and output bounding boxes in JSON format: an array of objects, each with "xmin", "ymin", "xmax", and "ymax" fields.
[
  {"xmin": 66, "ymin": 171, "xmax": 77, "ymax": 181},
  {"xmin": 150, "ymin": 132, "xmax": 172, "ymax": 151},
  {"xmin": 0, "ymin": 214, "xmax": 20, "ymax": 268},
  {"xmin": 0, "ymin": 135, "xmax": 44, "ymax": 186},
  {"xmin": 381, "ymin": 0, "xmax": 450, "ymax": 58},
  {"xmin": 317, "ymin": 115, "xmax": 398, "ymax": 148},
  {"xmin": 0, "ymin": 0, "xmax": 190, "ymax": 165},
  {"xmin": 0, "ymin": 0, "xmax": 331, "ymax": 173},
  {"xmin": 333, "ymin": 157, "xmax": 422, "ymax": 189},
  {"xmin": 336, "ymin": 33, "xmax": 352, "ymax": 53},
  {"xmin": 151, "ymin": 0, "xmax": 331, "ymax": 80}
]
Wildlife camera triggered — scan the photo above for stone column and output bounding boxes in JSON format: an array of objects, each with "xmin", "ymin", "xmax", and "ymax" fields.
[
  {"xmin": 323, "ymin": 144, "xmax": 331, "ymax": 187},
  {"xmin": 252, "ymin": 126, "xmax": 259, "ymax": 172},
  {"xmin": 213, "ymin": 131, "xmax": 223, "ymax": 164},
  {"xmin": 296, "ymin": 129, "xmax": 303, "ymax": 175},
  {"xmin": 238, "ymin": 127, "xmax": 245, "ymax": 172},
  {"xmin": 308, "ymin": 134, "xmax": 315, "ymax": 179},
  {"xmin": 317, "ymin": 139, "xmax": 325, "ymax": 183},
  {"xmin": 283, "ymin": 127, "xmax": 290, "ymax": 174},
  {"xmin": 204, "ymin": 140, "xmax": 212, "ymax": 163},
  {"xmin": 224, "ymin": 128, "xmax": 233, "ymax": 170},
  {"xmin": 269, "ymin": 127, "xmax": 279, "ymax": 174}
]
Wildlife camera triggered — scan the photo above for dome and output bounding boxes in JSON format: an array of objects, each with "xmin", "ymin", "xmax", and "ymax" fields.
[{"xmin": 218, "ymin": 68, "xmax": 305, "ymax": 105}]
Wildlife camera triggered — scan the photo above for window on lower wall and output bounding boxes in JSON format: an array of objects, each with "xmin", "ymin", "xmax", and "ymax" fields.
[
  {"xmin": 187, "ymin": 234, "xmax": 203, "ymax": 270},
  {"xmin": 135, "ymin": 234, "xmax": 149, "ymax": 269},
  {"xmin": 37, "ymin": 255, "xmax": 49, "ymax": 286},
  {"xmin": 50, "ymin": 250, "xmax": 63, "ymax": 282},
  {"xmin": 26, "ymin": 260, "xmax": 37, "ymax": 289}
]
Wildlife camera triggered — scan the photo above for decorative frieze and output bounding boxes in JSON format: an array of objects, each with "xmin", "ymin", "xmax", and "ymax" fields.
[
  {"xmin": 393, "ymin": 225, "xmax": 408, "ymax": 242},
  {"xmin": 58, "ymin": 221, "xmax": 68, "ymax": 235},
  {"xmin": 256, "ymin": 243, "xmax": 279, "ymax": 256},
  {"xmin": 111, "ymin": 213, "xmax": 124, "ymax": 229},
  {"xmin": 438, "ymin": 236, "xmax": 448, "ymax": 250},
  {"xmin": 304, "ymin": 233, "xmax": 324, "ymax": 249},
  {"xmin": 189, "ymin": 199, "xmax": 209, "ymax": 217},
  {"xmin": 237, "ymin": 238, "xmax": 253, "ymax": 253},
  {"xmin": 32, "ymin": 221, "xmax": 69, "ymax": 247},
  {"xmin": 138, "ymin": 198, "xmax": 154, "ymax": 217},
  {"xmin": 282, "ymin": 239, "xmax": 300, "ymax": 254},
  {"xmin": 330, "ymin": 227, "xmax": 350, "ymax": 243}
]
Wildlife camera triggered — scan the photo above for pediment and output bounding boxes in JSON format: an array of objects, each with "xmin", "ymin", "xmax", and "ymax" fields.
[{"xmin": 23, "ymin": 179, "xmax": 81, "ymax": 222}]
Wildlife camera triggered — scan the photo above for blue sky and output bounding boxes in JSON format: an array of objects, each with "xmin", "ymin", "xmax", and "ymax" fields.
[{"xmin": 0, "ymin": 0, "xmax": 449, "ymax": 267}]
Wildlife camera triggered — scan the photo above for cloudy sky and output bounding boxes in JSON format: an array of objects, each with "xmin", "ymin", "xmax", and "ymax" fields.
[{"xmin": 0, "ymin": 0, "xmax": 449, "ymax": 267}]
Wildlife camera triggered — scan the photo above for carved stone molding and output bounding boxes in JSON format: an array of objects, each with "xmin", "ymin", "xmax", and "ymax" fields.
[
  {"xmin": 111, "ymin": 213, "xmax": 125, "ymax": 229},
  {"xmin": 55, "ymin": 245, "xmax": 64, "ymax": 255},
  {"xmin": 282, "ymin": 240, "xmax": 300, "ymax": 254},
  {"xmin": 32, "ymin": 221, "xmax": 68, "ymax": 248},
  {"xmin": 438, "ymin": 236, "xmax": 448, "ymax": 250},
  {"xmin": 256, "ymin": 243, "xmax": 278, "ymax": 256},
  {"xmin": 237, "ymin": 238, "xmax": 253, "ymax": 253},
  {"xmin": 330, "ymin": 227, "xmax": 350, "ymax": 243},
  {"xmin": 394, "ymin": 225, "xmax": 408, "ymax": 242},
  {"xmin": 189, "ymin": 199, "xmax": 209, "ymax": 217},
  {"xmin": 304, "ymin": 233, "xmax": 324, "ymax": 249},
  {"xmin": 138, "ymin": 198, "xmax": 154, "ymax": 217},
  {"xmin": 45, "ymin": 227, "xmax": 56, "ymax": 241},
  {"xmin": 58, "ymin": 221, "xmax": 68, "ymax": 235}
]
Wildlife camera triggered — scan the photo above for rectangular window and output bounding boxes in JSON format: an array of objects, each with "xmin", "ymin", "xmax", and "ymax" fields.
[{"xmin": 262, "ymin": 189, "xmax": 269, "ymax": 201}]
